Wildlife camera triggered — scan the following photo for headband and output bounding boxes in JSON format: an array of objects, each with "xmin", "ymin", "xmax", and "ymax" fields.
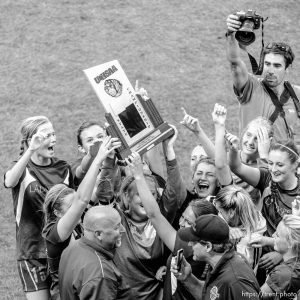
[{"xmin": 276, "ymin": 143, "xmax": 299, "ymax": 159}]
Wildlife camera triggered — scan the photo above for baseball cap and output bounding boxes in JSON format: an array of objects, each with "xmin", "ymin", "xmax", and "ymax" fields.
[{"xmin": 178, "ymin": 214, "xmax": 229, "ymax": 244}]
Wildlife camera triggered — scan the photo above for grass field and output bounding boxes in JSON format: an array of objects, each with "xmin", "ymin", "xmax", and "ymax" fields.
[{"xmin": 1, "ymin": 0, "xmax": 300, "ymax": 298}]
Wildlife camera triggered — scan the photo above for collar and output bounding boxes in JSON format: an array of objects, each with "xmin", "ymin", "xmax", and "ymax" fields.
[
  {"xmin": 208, "ymin": 247, "xmax": 235, "ymax": 278},
  {"xmin": 80, "ymin": 236, "xmax": 115, "ymax": 259}
]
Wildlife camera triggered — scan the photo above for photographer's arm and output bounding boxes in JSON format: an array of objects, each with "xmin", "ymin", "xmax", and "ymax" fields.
[{"xmin": 226, "ymin": 14, "xmax": 249, "ymax": 93}]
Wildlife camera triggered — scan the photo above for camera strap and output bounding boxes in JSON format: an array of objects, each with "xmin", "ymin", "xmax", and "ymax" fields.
[
  {"xmin": 262, "ymin": 81, "xmax": 293, "ymax": 139},
  {"xmin": 284, "ymin": 81, "xmax": 300, "ymax": 118}
]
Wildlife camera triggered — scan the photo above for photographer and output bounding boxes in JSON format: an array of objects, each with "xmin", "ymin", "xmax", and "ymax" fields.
[{"xmin": 226, "ymin": 12, "xmax": 300, "ymax": 142}]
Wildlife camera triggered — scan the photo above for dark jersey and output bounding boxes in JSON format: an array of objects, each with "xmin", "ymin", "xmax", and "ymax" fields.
[
  {"xmin": 4, "ymin": 157, "xmax": 73, "ymax": 260},
  {"xmin": 256, "ymin": 168, "xmax": 300, "ymax": 236}
]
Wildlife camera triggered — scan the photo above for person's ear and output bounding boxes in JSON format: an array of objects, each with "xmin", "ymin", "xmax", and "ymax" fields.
[
  {"xmin": 206, "ymin": 242, "xmax": 213, "ymax": 253},
  {"xmin": 78, "ymin": 145, "xmax": 86, "ymax": 154},
  {"xmin": 53, "ymin": 209, "xmax": 61, "ymax": 218}
]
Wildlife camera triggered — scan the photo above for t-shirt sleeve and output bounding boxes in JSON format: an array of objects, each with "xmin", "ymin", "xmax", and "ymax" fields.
[
  {"xmin": 255, "ymin": 167, "xmax": 271, "ymax": 193},
  {"xmin": 43, "ymin": 221, "xmax": 62, "ymax": 244},
  {"xmin": 233, "ymin": 74, "xmax": 259, "ymax": 104},
  {"xmin": 266, "ymin": 264, "xmax": 292, "ymax": 293}
]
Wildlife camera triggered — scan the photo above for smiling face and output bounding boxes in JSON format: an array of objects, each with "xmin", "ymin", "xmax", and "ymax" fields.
[
  {"xmin": 193, "ymin": 162, "xmax": 218, "ymax": 198},
  {"xmin": 268, "ymin": 150, "xmax": 298, "ymax": 185},
  {"xmin": 263, "ymin": 53, "xmax": 288, "ymax": 88},
  {"xmin": 100, "ymin": 213, "xmax": 125, "ymax": 250},
  {"xmin": 127, "ymin": 178, "xmax": 157, "ymax": 222},
  {"xmin": 79, "ymin": 125, "xmax": 106, "ymax": 154},
  {"xmin": 241, "ymin": 125, "xmax": 258, "ymax": 157}
]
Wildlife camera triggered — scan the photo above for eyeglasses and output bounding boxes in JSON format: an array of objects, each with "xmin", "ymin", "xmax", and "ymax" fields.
[{"xmin": 266, "ymin": 43, "xmax": 291, "ymax": 53}]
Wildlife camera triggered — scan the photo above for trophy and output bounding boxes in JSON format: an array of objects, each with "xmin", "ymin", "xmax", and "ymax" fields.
[{"xmin": 83, "ymin": 60, "xmax": 174, "ymax": 160}]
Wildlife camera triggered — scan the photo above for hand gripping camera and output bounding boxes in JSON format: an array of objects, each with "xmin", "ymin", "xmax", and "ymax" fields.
[{"xmin": 236, "ymin": 10, "xmax": 262, "ymax": 46}]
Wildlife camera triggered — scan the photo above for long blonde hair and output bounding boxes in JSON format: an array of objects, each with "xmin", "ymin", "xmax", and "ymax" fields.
[
  {"xmin": 281, "ymin": 214, "xmax": 300, "ymax": 256},
  {"xmin": 215, "ymin": 185, "xmax": 259, "ymax": 236},
  {"xmin": 19, "ymin": 116, "xmax": 50, "ymax": 156}
]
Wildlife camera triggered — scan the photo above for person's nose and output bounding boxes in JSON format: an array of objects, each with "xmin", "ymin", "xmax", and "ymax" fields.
[
  {"xmin": 179, "ymin": 217, "xmax": 184, "ymax": 227},
  {"xmin": 271, "ymin": 164, "xmax": 278, "ymax": 173},
  {"xmin": 247, "ymin": 136, "xmax": 255, "ymax": 145},
  {"xmin": 119, "ymin": 224, "xmax": 126, "ymax": 234}
]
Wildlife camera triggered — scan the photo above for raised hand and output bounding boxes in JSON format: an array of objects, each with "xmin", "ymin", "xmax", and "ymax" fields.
[
  {"xmin": 135, "ymin": 80, "xmax": 149, "ymax": 100},
  {"xmin": 180, "ymin": 107, "xmax": 202, "ymax": 134},
  {"xmin": 89, "ymin": 141, "xmax": 101, "ymax": 158},
  {"xmin": 125, "ymin": 152, "xmax": 144, "ymax": 179},
  {"xmin": 163, "ymin": 124, "xmax": 178, "ymax": 149},
  {"xmin": 96, "ymin": 136, "xmax": 121, "ymax": 162},
  {"xmin": 28, "ymin": 131, "xmax": 46, "ymax": 151},
  {"xmin": 212, "ymin": 103, "xmax": 227, "ymax": 126},
  {"xmin": 225, "ymin": 132, "xmax": 240, "ymax": 151},
  {"xmin": 226, "ymin": 13, "xmax": 242, "ymax": 33},
  {"xmin": 257, "ymin": 127, "xmax": 271, "ymax": 159}
]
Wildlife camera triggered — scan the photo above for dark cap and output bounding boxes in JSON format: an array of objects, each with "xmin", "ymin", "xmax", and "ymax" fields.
[{"xmin": 178, "ymin": 214, "xmax": 229, "ymax": 244}]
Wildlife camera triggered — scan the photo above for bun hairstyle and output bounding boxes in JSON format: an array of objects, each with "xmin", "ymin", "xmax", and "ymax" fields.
[
  {"xmin": 19, "ymin": 116, "xmax": 50, "ymax": 156},
  {"xmin": 214, "ymin": 185, "xmax": 259, "ymax": 236}
]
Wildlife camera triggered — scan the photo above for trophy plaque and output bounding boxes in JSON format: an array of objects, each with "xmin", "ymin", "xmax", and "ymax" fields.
[{"xmin": 83, "ymin": 60, "xmax": 174, "ymax": 160}]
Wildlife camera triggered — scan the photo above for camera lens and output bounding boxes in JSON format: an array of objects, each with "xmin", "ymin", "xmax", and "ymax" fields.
[{"xmin": 236, "ymin": 19, "xmax": 256, "ymax": 46}]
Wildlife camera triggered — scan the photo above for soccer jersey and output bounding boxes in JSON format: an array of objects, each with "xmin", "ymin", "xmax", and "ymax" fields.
[
  {"xmin": 4, "ymin": 158, "xmax": 73, "ymax": 260},
  {"xmin": 256, "ymin": 168, "xmax": 300, "ymax": 236}
]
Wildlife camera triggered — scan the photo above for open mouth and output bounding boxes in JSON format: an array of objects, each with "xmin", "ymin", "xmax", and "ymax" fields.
[
  {"xmin": 48, "ymin": 146, "xmax": 54, "ymax": 151},
  {"xmin": 198, "ymin": 183, "xmax": 209, "ymax": 191}
]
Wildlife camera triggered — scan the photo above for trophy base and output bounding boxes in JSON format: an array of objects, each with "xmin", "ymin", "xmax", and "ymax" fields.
[{"xmin": 115, "ymin": 122, "xmax": 174, "ymax": 160}]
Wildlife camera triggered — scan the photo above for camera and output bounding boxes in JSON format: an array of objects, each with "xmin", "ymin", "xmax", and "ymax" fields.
[{"xmin": 236, "ymin": 10, "xmax": 262, "ymax": 46}]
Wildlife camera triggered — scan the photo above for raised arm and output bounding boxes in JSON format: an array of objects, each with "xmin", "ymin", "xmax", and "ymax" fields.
[
  {"xmin": 212, "ymin": 103, "xmax": 232, "ymax": 186},
  {"xmin": 227, "ymin": 132, "xmax": 260, "ymax": 187},
  {"xmin": 226, "ymin": 13, "xmax": 249, "ymax": 93},
  {"xmin": 57, "ymin": 137, "xmax": 121, "ymax": 241},
  {"xmin": 5, "ymin": 130, "xmax": 47, "ymax": 188},
  {"xmin": 161, "ymin": 125, "xmax": 187, "ymax": 220},
  {"xmin": 180, "ymin": 107, "xmax": 215, "ymax": 159},
  {"xmin": 125, "ymin": 152, "xmax": 177, "ymax": 252}
]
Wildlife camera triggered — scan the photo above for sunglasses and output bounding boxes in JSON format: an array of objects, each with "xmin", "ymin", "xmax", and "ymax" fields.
[{"xmin": 266, "ymin": 43, "xmax": 291, "ymax": 53}]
